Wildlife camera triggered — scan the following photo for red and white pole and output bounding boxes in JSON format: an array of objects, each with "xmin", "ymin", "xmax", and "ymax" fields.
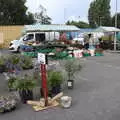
[{"xmin": 40, "ymin": 64, "xmax": 48, "ymax": 106}]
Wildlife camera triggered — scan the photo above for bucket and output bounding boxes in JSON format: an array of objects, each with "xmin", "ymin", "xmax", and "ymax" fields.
[
  {"xmin": 89, "ymin": 49, "xmax": 95, "ymax": 56},
  {"xmin": 60, "ymin": 96, "xmax": 72, "ymax": 108}
]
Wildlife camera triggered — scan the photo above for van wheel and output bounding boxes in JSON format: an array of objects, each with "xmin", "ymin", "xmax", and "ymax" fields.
[{"xmin": 17, "ymin": 47, "xmax": 21, "ymax": 53}]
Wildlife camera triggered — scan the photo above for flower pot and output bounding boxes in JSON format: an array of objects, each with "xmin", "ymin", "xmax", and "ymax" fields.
[
  {"xmin": 19, "ymin": 90, "xmax": 33, "ymax": 104},
  {"xmin": 0, "ymin": 106, "xmax": 16, "ymax": 113},
  {"xmin": 0, "ymin": 65, "xmax": 5, "ymax": 73},
  {"xmin": 40, "ymin": 88, "xmax": 44, "ymax": 97},
  {"xmin": 51, "ymin": 85, "xmax": 61, "ymax": 95},
  {"xmin": 67, "ymin": 80, "xmax": 74, "ymax": 89},
  {"xmin": 61, "ymin": 96, "xmax": 72, "ymax": 108}
]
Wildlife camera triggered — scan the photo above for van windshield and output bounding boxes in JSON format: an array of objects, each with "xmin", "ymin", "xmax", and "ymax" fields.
[{"xmin": 23, "ymin": 34, "xmax": 34, "ymax": 41}]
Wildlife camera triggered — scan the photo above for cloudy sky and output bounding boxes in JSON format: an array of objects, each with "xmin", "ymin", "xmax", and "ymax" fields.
[{"xmin": 26, "ymin": 0, "xmax": 120, "ymax": 24}]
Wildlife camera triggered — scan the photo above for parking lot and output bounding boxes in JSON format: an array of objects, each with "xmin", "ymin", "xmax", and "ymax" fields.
[{"xmin": 1, "ymin": 51, "xmax": 120, "ymax": 120}]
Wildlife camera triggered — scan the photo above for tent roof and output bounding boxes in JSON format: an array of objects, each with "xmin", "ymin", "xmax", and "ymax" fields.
[
  {"xmin": 94, "ymin": 26, "xmax": 120, "ymax": 32},
  {"xmin": 79, "ymin": 28, "xmax": 95, "ymax": 33},
  {"xmin": 23, "ymin": 24, "xmax": 80, "ymax": 32}
]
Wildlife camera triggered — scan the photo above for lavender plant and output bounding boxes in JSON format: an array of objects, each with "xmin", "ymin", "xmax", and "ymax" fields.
[{"xmin": 5, "ymin": 54, "xmax": 22, "ymax": 74}]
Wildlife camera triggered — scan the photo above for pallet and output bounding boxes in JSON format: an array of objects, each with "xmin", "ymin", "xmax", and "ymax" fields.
[{"xmin": 32, "ymin": 100, "xmax": 59, "ymax": 111}]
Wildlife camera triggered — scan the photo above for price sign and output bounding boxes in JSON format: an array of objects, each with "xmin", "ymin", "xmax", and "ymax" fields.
[
  {"xmin": 73, "ymin": 50, "xmax": 83, "ymax": 58},
  {"xmin": 38, "ymin": 53, "xmax": 46, "ymax": 64}
]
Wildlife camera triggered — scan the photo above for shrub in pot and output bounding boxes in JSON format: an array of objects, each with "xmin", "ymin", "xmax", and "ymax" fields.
[
  {"xmin": 6, "ymin": 54, "xmax": 33, "ymax": 72},
  {"xmin": 64, "ymin": 59, "xmax": 82, "ymax": 89},
  {"xmin": 6, "ymin": 54, "xmax": 21, "ymax": 73},
  {"xmin": 47, "ymin": 71, "xmax": 63, "ymax": 95},
  {"xmin": 15, "ymin": 74, "xmax": 36, "ymax": 103},
  {"xmin": 8, "ymin": 76, "xmax": 18, "ymax": 91},
  {"xmin": 0, "ymin": 95, "xmax": 18, "ymax": 113},
  {"xmin": 8, "ymin": 54, "xmax": 20, "ymax": 65},
  {"xmin": 20, "ymin": 56, "xmax": 33, "ymax": 70}
]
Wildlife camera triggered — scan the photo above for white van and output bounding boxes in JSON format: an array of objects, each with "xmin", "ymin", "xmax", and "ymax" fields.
[
  {"xmin": 9, "ymin": 32, "xmax": 59, "ymax": 52},
  {"xmin": 73, "ymin": 34, "xmax": 85, "ymax": 45}
]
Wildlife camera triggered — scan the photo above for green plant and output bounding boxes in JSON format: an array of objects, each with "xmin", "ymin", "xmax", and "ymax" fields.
[
  {"xmin": 47, "ymin": 71, "xmax": 63, "ymax": 88},
  {"xmin": 15, "ymin": 74, "xmax": 36, "ymax": 91},
  {"xmin": 8, "ymin": 54, "xmax": 20, "ymax": 65},
  {"xmin": 64, "ymin": 59, "xmax": 82, "ymax": 80},
  {"xmin": 5, "ymin": 54, "xmax": 21, "ymax": 73},
  {"xmin": 21, "ymin": 56, "xmax": 33, "ymax": 69},
  {"xmin": 0, "ymin": 57, "xmax": 5, "ymax": 66},
  {"xmin": 0, "ymin": 95, "xmax": 17, "ymax": 113},
  {"xmin": 8, "ymin": 76, "xmax": 18, "ymax": 90}
]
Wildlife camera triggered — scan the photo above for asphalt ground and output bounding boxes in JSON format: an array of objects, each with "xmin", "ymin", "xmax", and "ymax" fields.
[{"xmin": 1, "ymin": 51, "xmax": 120, "ymax": 120}]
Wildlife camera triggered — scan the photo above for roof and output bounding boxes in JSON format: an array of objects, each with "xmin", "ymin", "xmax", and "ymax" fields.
[
  {"xmin": 79, "ymin": 28, "xmax": 95, "ymax": 33},
  {"xmin": 94, "ymin": 26, "xmax": 120, "ymax": 32},
  {"xmin": 24, "ymin": 24, "xmax": 80, "ymax": 32}
]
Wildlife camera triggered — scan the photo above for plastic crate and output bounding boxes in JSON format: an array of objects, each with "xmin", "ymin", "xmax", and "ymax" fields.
[
  {"xmin": 95, "ymin": 53, "xmax": 104, "ymax": 56},
  {"xmin": 83, "ymin": 53, "xmax": 91, "ymax": 57},
  {"xmin": 23, "ymin": 52, "xmax": 36, "ymax": 57}
]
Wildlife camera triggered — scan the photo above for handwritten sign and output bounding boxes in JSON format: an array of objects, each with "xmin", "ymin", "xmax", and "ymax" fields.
[
  {"xmin": 73, "ymin": 50, "xmax": 83, "ymax": 58},
  {"xmin": 38, "ymin": 53, "xmax": 46, "ymax": 64}
]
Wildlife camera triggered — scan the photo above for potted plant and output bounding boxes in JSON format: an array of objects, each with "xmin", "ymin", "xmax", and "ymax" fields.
[
  {"xmin": 0, "ymin": 95, "xmax": 17, "ymax": 113},
  {"xmin": 8, "ymin": 76, "xmax": 18, "ymax": 91},
  {"xmin": 9, "ymin": 54, "xmax": 20, "ymax": 65},
  {"xmin": 64, "ymin": 59, "xmax": 82, "ymax": 89},
  {"xmin": 6, "ymin": 54, "xmax": 21, "ymax": 73},
  {"xmin": 20, "ymin": 56, "xmax": 33, "ymax": 70},
  {"xmin": 47, "ymin": 71, "xmax": 63, "ymax": 95},
  {"xmin": 15, "ymin": 74, "xmax": 36, "ymax": 103}
]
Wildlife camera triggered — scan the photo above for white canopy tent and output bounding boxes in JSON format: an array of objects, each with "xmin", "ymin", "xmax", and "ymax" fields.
[{"xmin": 93, "ymin": 26, "xmax": 120, "ymax": 32}]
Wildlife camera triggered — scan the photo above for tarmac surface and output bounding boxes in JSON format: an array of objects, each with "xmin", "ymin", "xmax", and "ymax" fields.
[{"xmin": 1, "ymin": 51, "xmax": 120, "ymax": 120}]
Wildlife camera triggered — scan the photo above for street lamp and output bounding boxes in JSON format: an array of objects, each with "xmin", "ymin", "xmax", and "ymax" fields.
[{"xmin": 114, "ymin": 0, "xmax": 118, "ymax": 51}]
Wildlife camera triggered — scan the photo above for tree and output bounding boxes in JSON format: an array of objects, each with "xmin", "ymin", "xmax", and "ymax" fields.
[
  {"xmin": 88, "ymin": 2, "xmax": 97, "ymax": 28},
  {"xmin": 25, "ymin": 12, "xmax": 36, "ymax": 25},
  {"xmin": 66, "ymin": 20, "xmax": 90, "ymax": 28},
  {"xmin": 34, "ymin": 5, "xmax": 52, "ymax": 24},
  {"xmin": 0, "ymin": 0, "xmax": 35, "ymax": 25},
  {"xmin": 88, "ymin": 0, "xmax": 112, "ymax": 28},
  {"xmin": 112, "ymin": 13, "xmax": 120, "ymax": 28}
]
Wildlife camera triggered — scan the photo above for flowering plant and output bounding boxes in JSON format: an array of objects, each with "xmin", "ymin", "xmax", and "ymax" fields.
[{"xmin": 0, "ymin": 94, "xmax": 18, "ymax": 113}]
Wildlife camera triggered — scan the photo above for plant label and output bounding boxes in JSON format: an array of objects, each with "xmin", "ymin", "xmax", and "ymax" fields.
[{"xmin": 38, "ymin": 53, "xmax": 46, "ymax": 64}]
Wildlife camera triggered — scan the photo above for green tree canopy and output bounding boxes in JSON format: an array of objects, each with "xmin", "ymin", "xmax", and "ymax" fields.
[
  {"xmin": 0, "ymin": 0, "xmax": 35, "ymax": 25},
  {"xmin": 66, "ymin": 20, "xmax": 90, "ymax": 28},
  {"xmin": 88, "ymin": 0, "xmax": 112, "ymax": 28}
]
